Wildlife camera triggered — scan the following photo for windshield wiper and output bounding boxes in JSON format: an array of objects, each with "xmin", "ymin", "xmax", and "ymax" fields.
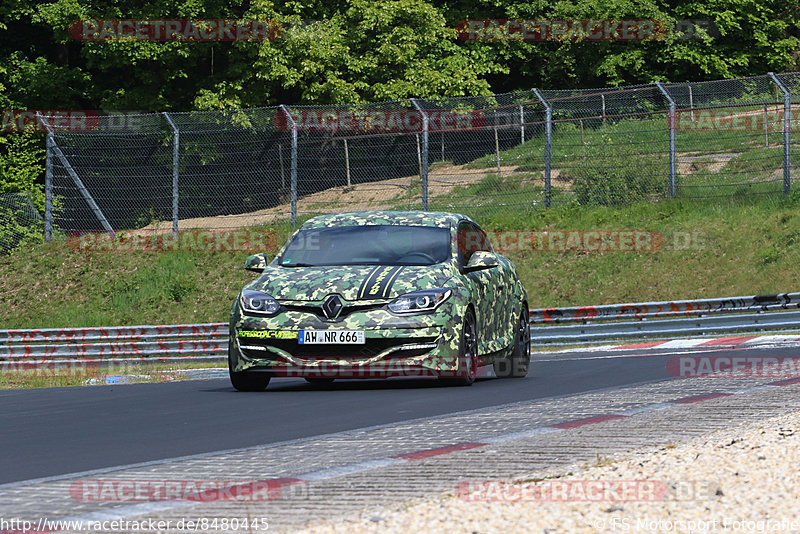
[{"xmin": 280, "ymin": 262, "xmax": 318, "ymax": 267}]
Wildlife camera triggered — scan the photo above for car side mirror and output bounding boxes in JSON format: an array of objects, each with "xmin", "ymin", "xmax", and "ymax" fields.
[
  {"xmin": 463, "ymin": 251, "xmax": 498, "ymax": 272},
  {"xmin": 244, "ymin": 253, "xmax": 269, "ymax": 273}
]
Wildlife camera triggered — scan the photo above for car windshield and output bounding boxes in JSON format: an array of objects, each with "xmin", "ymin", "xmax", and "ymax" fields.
[{"xmin": 278, "ymin": 225, "xmax": 451, "ymax": 266}]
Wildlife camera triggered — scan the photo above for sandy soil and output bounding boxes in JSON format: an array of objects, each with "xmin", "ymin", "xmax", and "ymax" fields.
[{"xmin": 144, "ymin": 163, "xmax": 542, "ymax": 230}]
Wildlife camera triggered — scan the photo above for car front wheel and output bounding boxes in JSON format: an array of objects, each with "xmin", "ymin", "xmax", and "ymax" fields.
[
  {"xmin": 440, "ymin": 309, "xmax": 478, "ymax": 387},
  {"xmin": 229, "ymin": 343, "xmax": 270, "ymax": 391}
]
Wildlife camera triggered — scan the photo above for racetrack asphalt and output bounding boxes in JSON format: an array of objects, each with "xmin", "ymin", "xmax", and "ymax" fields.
[{"xmin": 1, "ymin": 345, "xmax": 796, "ymax": 485}]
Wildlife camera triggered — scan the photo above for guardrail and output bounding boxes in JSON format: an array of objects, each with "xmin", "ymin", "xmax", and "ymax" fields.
[
  {"xmin": 529, "ymin": 293, "xmax": 800, "ymax": 344},
  {"xmin": 3, "ymin": 292, "xmax": 800, "ymax": 364},
  {"xmin": 0, "ymin": 323, "xmax": 227, "ymax": 366}
]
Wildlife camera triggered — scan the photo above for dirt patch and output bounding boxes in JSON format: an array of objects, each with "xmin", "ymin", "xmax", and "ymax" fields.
[
  {"xmin": 144, "ymin": 163, "xmax": 542, "ymax": 230},
  {"xmin": 677, "ymin": 152, "xmax": 741, "ymax": 175}
]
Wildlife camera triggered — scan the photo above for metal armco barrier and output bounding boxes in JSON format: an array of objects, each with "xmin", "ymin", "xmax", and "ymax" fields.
[
  {"xmin": 0, "ymin": 323, "xmax": 227, "ymax": 361},
  {"xmin": 3, "ymin": 293, "xmax": 800, "ymax": 361},
  {"xmin": 530, "ymin": 293, "xmax": 800, "ymax": 344}
]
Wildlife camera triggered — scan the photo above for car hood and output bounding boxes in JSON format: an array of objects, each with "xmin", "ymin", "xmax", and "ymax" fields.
[{"xmin": 246, "ymin": 263, "xmax": 457, "ymax": 302}]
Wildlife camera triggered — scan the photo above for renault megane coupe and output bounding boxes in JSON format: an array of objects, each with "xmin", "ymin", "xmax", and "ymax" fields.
[{"xmin": 228, "ymin": 211, "xmax": 530, "ymax": 390}]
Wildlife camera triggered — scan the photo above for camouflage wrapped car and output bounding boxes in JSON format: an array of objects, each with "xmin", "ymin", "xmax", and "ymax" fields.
[{"xmin": 229, "ymin": 211, "xmax": 529, "ymax": 390}]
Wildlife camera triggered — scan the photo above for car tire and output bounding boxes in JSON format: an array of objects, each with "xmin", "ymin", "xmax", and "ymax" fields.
[
  {"xmin": 439, "ymin": 309, "xmax": 478, "ymax": 387},
  {"xmin": 228, "ymin": 344, "xmax": 270, "ymax": 391},
  {"xmin": 493, "ymin": 308, "xmax": 530, "ymax": 378}
]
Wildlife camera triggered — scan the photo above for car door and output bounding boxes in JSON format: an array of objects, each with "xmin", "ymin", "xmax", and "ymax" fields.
[
  {"xmin": 476, "ymin": 223, "xmax": 514, "ymax": 343},
  {"xmin": 457, "ymin": 221, "xmax": 506, "ymax": 355}
]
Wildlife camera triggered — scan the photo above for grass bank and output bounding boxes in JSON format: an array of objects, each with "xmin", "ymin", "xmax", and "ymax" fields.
[{"xmin": 1, "ymin": 193, "xmax": 799, "ymax": 329}]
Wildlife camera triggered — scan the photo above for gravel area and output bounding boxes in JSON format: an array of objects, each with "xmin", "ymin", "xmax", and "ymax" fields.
[{"xmin": 301, "ymin": 410, "xmax": 800, "ymax": 533}]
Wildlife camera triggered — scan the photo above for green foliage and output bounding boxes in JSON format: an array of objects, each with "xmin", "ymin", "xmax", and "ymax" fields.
[
  {"xmin": 1, "ymin": 0, "xmax": 798, "ymax": 110},
  {"xmin": 0, "ymin": 193, "xmax": 44, "ymax": 255},
  {"xmin": 449, "ymin": 0, "xmax": 800, "ymax": 88},
  {"xmin": 197, "ymin": 0, "xmax": 501, "ymax": 107},
  {"xmin": 0, "ymin": 130, "xmax": 45, "ymax": 209},
  {"xmin": 572, "ymin": 165, "xmax": 668, "ymax": 206}
]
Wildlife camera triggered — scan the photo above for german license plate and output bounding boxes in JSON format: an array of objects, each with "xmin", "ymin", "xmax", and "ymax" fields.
[{"xmin": 298, "ymin": 330, "xmax": 365, "ymax": 344}]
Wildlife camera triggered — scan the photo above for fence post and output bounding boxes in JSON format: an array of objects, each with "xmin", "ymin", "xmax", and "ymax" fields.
[
  {"xmin": 162, "ymin": 112, "xmax": 179, "ymax": 239},
  {"xmin": 494, "ymin": 128, "xmax": 501, "ymax": 175},
  {"xmin": 279, "ymin": 144, "xmax": 285, "ymax": 189},
  {"xmin": 343, "ymin": 139, "xmax": 351, "ymax": 187},
  {"xmin": 519, "ymin": 104, "xmax": 525, "ymax": 144},
  {"xmin": 36, "ymin": 113, "xmax": 115, "ymax": 236},
  {"xmin": 532, "ymin": 89, "xmax": 551, "ymax": 208},
  {"xmin": 764, "ymin": 104, "xmax": 769, "ymax": 148},
  {"xmin": 655, "ymin": 82, "xmax": 677, "ymax": 198},
  {"xmin": 280, "ymin": 105, "xmax": 299, "ymax": 227},
  {"xmin": 410, "ymin": 99, "xmax": 428, "ymax": 210},
  {"xmin": 44, "ymin": 130, "xmax": 53, "ymax": 242},
  {"xmin": 601, "ymin": 94, "xmax": 606, "ymax": 125},
  {"xmin": 769, "ymin": 72, "xmax": 791, "ymax": 195}
]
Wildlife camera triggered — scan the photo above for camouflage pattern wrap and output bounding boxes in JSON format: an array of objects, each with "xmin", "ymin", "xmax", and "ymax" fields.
[{"xmin": 229, "ymin": 211, "xmax": 528, "ymax": 380}]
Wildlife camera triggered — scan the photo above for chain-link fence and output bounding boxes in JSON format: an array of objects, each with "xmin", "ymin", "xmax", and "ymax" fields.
[
  {"xmin": 39, "ymin": 72, "xmax": 800, "ymax": 236},
  {"xmin": 0, "ymin": 192, "xmax": 45, "ymax": 254}
]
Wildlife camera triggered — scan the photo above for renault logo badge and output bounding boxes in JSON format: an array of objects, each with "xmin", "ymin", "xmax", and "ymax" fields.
[{"xmin": 322, "ymin": 295, "xmax": 343, "ymax": 319}]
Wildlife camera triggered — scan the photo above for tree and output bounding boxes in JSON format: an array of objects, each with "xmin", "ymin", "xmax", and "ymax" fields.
[{"xmin": 195, "ymin": 0, "xmax": 503, "ymax": 108}]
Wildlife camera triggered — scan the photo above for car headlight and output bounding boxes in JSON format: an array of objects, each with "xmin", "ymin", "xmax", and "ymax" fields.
[
  {"xmin": 387, "ymin": 289, "xmax": 452, "ymax": 315},
  {"xmin": 240, "ymin": 290, "xmax": 281, "ymax": 316}
]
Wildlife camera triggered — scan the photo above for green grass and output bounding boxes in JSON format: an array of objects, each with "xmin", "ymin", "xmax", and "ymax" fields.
[
  {"xmin": 0, "ymin": 361, "xmax": 221, "ymax": 389},
  {"xmin": 0, "ymin": 223, "xmax": 297, "ymax": 329},
  {"xmin": 677, "ymin": 146, "xmax": 787, "ymax": 197},
  {"xmin": 3, "ymin": 193, "xmax": 800, "ymax": 328},
  {"xmin": 467, "ymin": 107, "xmax": 792, "ymax": 179}
]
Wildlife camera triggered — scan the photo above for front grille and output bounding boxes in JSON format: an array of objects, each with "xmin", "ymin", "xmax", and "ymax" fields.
[
  {"xmin": 282, "ymin": 302, "xmax": 385, "ymax": 321},
  {"xmin": 239, "ymin": 336, "xmax": 438, "ymax": 360}
]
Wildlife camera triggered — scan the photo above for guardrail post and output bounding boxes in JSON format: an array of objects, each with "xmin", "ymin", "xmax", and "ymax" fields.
[
  {"xmin": 280, "ymin": 105, "xmax": 299, "ymax": 227},
  {"xmin": 162, "ymin": 112, "xmax": 180, "ymax": 239},
  {"xmin": 655, "ymin": 82, "xmax": 677, "ymax": 198},
  {"xmin": 769, "ymin": 72, "xmax": 792, "ymax": 195},
  {"xmin": 44, "ymin": 130, "xmax": 53, "ymax": 242},
  {"xmin": 36, "ymin": 113, "xmax": 115, "ymax": 237},
  {"xmin": 410, "ymin": 99, "xmax": 429, "ymax": 210},
  {"xmin": 532, "ymin": 89, "xmax": 551, "ymax": 208}
]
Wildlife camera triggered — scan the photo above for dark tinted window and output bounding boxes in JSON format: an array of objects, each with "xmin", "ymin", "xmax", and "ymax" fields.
[
  {"xmin": 278, "ymin": 225, "xmax": 451, "ymax": 266},
  {"xmin": 457, "ymin": 222, "xmax": 491, "ymax": 265}
]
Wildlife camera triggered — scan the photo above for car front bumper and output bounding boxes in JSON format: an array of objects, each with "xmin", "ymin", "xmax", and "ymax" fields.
[{"xmin": 229, "ymin": 300, "xmax": 468, "ymax": 378}]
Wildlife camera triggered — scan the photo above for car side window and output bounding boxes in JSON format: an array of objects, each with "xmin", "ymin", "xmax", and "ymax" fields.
[
  {"xmin": 457, "ymin": 221, "xmax": 491, "ymax": 266},
  {"xmin": 470, "ymin": 223, "xmax": 492, "ymax": 253}
]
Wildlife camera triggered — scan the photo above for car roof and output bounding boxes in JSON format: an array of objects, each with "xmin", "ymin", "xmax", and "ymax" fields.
[{"xmin": 299, "ymin": 211, "xmax": 473, "ymax": 229}]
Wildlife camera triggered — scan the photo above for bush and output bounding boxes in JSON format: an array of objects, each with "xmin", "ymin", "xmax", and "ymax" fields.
[
  {"xmin": 573, "ymin": 165, "xmax": 669, "ymax": 206},
  {"xmin": 0, "ymin": 193, "xmax": 44, "ymax": 255}
]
